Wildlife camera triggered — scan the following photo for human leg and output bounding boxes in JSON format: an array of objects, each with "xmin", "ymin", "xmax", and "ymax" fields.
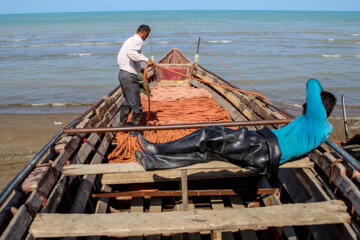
[
  {"xmin": 118, "ymin": 70, "xmax": 143, "ymax": 128},
  {"xmin": 135, "ymin": 150, "xmax": 211, "ymax": 170},
  {"xmin": 136, "ymin": 126, "xmax": 281, "ymax": 175},
  {"xmin": 137, "ymin": 126, "xmax": 235, "ymax": 155}
]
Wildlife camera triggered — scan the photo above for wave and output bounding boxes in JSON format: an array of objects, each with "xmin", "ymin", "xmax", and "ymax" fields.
[
  {"xmin": 156, "ymin": 41, "xmax": 170, "ymax": 44},
  {"xmin": 4, "ymin": 38, "xmax": 28, "ymax": 42},
  {"xmin": 351, "ymin": 34, "xmax": 360, "ymax": 36},
  {"xmin": 327, "ymin": 39, "xmax": 335, "ymax": 41},
  {"xmin": 0, "ymin": 102, "xmax": 94, "ymax": 108},
  {"xmin": 67, "ymin": 53, "xmax": 92, "ymax": 57},
  {"xmin": 322, "ymin": 54, "xmax": 341, "ymax": 58},
  {"xmin": 0, "ymin": 41, "xmax": 122, "ymax": 48},
  {"xmin": 207, "ymin": 40, "xmax": 233, "ymax": 44}
]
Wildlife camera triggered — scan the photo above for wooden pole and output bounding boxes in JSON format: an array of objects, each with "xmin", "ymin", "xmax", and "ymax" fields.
[
  {"xmin": 64, "ymin": 119, "xmax": 292, "ymax": 134},
  {"xmin": 181, "ymin": 170, "xmax": 188, "ymax": 211}
]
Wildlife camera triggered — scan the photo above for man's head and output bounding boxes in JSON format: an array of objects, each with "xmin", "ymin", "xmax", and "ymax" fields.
[
  {"xmin": 136, "ymin": 24, "xmax": 151, "ymax": 41},
  {"xmin": 321, "ymin": 91, "xmax": 337, "ymax": 117},
  {"xmin": 302, "ymin": 91, "xmax": 337, "ymax": 117}
]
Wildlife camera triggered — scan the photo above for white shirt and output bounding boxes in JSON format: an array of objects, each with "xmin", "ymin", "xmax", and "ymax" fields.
[{"xmin": 117, "ymin": 34, "xmax": 149, "ymax": 75}]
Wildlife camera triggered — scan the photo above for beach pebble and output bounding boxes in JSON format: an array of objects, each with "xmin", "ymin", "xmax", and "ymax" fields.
[{"xmin": 54, "ymin": 122, "xmax": 63, "ymax": 125}]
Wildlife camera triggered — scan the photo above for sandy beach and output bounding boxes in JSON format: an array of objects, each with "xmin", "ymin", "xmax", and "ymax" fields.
[
  {"xmin": 0, "ymin": 112, "xmax": 359, "ymax": 192},
  {"xmin": 0, "ymin": 113, "xmax": 78, "ymax": 192}
]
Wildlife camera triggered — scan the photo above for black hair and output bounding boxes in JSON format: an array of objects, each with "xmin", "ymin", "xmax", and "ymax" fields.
[
  {"xmin": 321, "ymin": 91, "xmax": 337, "ymax": 117},
  {"xmin": 302, "ymin": 91, "xmax": 337, "ymax": 117},
  {"xmin": 137, "ymin": 24, "xmax": 151, "ymax": 34}
]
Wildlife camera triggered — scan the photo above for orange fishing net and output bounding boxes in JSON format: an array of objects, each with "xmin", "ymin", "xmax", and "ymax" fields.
[{"xmin": 108, "ymin": 86, "xmax": 232, "ymax": 163}]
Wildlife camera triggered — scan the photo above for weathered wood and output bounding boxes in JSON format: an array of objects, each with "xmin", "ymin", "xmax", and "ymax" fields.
[
  {"xmin": 86, "ymin": 185, "xmax": 112, "ymax": 240},
  {"xmin": 41, "ymin": 175, "xmax": 67, "ymax": 213},
  {"xmin": 309, "ymin": 149, "xmax": 360, "ymax": 216},
  {"xmin": 101, "ymin": 168, "xmax": 258, "ymax": 185},
  {"xmin": 29, "ymin": 200, "xmax": 350, "ymax": 238},
  {"xmin": 52, "ymin": 136, "xmax": 81, "ymax": 174},
  {"xmin": 0, "ymin": 190, "xmax": 25, "ymax": 234},
  {"xmin": 129, "ymin": 197, "xmax": 144, "ymax": 240},
  {"xmin": 278, "ymin": 168, "xmax": 358, "ymax": 239},
  {"xmin": 69, "ymin": 134, "xmax": 111, "ymax": 214},
  {"xmin": 210, "ymin": 196, "xmax": 234, "ymax": 240},
  {"xmin": 145, "ymin": 198, "xmax": 162, "ymax": 240},
  {"xmin": 92, "ymin": 188, "xmax": 278, "ymax": 198},
  {"xmin": 0, "ymin": 191, "xmax": 44, "ymax": 240},
  {"xmin": 181, "ymin": 170, "xmax": 188, "ymax": 211},
  {"xmin": 261, "ymin": 194, "xmax": 297, "ymax": 240},
  {"xmin": 63, "ymin": 158, "xmax": 314, "ymax": 176},
  {"xmin": 193, "ymin": 64, "xmax": 284, "ymax": 122},
  {"xmin": 229, "ymin": 196, "xmax": 258, "ymax": 240}
]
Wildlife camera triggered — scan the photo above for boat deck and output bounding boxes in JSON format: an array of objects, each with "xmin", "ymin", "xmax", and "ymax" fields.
[{"xmin": 0, "ymin": 48, "xmax": 359, "ymax": 239}]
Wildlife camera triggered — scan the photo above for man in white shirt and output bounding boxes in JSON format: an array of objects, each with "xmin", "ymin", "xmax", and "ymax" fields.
[{"xmin": 117, "ymin": 25, "xmax": 153, "ymax": 128}]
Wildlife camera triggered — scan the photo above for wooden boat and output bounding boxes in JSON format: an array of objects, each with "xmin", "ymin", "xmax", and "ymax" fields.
[{"xmin": 0, "ymin": 48, "xmax": 359, "ymax": 239}]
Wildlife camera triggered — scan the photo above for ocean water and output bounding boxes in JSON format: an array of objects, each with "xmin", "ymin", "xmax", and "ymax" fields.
[{"xmin": 0, "ymin": 10, "xmax": 359, "ymax": 115}]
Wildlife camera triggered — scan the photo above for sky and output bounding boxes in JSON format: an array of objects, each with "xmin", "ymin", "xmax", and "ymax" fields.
[{"xmin": 0, "ymin": 0, "xmax": 359, "ymax": 14}]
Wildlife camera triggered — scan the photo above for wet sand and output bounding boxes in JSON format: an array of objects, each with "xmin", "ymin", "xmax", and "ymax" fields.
[
  {"xmin": 0, "ymin": 113, "xmax": 359, "ymax": 192},
  {"xmin": 0, "ymin": 113, "xmax": 78, "ymax": 192}
]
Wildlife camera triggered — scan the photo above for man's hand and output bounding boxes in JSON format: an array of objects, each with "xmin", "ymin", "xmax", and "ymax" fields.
[{"xmin": 147, "ymin": 60, "xmax": 153, "ymax": 66}]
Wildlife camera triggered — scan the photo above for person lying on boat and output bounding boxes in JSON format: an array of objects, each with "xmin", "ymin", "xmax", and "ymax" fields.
[
  {"xmin": 135, "ymin": 79, "xmax": 337, "ymax": 176},
  {"xmin": 117, "ymin": 24, "xmax": 153, "ymax": 128}
]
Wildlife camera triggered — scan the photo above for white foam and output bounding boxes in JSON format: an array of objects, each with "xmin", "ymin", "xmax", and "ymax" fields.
[
  {"xmin": 322, "ymin": 54, "xmax": 341, "ymax": 58},
  {"xmin": 328, "ymin": 39, "xmax": 335, "ymax": 41},
  {"xmin": 52, "ymin": 103, "xmax": 66, "ymax": 106},
  {"xmin": 351, "ymin": 34, "xmax": 360, "ymax": 36},
  {"xmin": 6, "ymin": 38, "xmax": 27, "ymax": 42},
  {"xmin": 67, "ymin": 53, "xmax": 92, "ymax": 57},
  {"xmin": 207, "ymin": 40, "xmax": 233, "ymax": 43},
  {"xmin": 156, "ymin": 41, "xmax": 170, "ymax": 44}
]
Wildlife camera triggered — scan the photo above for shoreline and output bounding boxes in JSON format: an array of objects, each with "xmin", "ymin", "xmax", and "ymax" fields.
[{"xmin": 0, "ymin": 112, "xmax": 359, "ymax": 192}]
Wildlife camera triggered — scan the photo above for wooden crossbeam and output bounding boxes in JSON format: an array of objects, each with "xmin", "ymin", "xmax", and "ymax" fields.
[
  {"xmin": 91, "ymin": 188, "xmax": 279, "ymax": 198},
  {"xmin": 63, "ymin": 158, "xmax": 314, "ymax": 176},
  {"xmin": 29, "ymin": 200, "xmax": 350, "ymax": 238}
]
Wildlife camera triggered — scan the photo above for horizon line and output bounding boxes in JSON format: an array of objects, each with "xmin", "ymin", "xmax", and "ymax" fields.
[{"xmin": 1, "ymin": 9, "xmax": 360, "ymax": 15}]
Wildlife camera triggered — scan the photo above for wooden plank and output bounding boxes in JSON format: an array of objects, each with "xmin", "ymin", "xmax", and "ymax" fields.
[
  {"xmin": 0, "ymin": 191, "xmax": 44, "ymax": 240},
  {"xmin": 261, "ymin": 194, "xmax": 297, "ymax": 240},
  {"xmin": 69, "ymin": 134, "xmax": 111, "ymax": 214},
  {"xmin": 86, "ymin": 185, "xmax": 112, "ymax": 240},
  {"xmin": 229, "ymin": 196, "xmax": 258, "ymax": 240},
  {"xmin": 101, "ymin": 168, "xmax": 258, "ymax": 185},
  {"xmin": 278, "ymin": 168, "xmax": 357, "ymax": 240},
  {"xmin": 63, "ymin": 158, "xmax": 314, "ymax": 176},
  {"xmin": 309, "ymin": 149, "xmax": 360, "ymax": 216},
  {"xmin": 193, "ymin": 65, "xmax": 284, "ymax": 121},
  {"xmin": 210, "ymin": 196, "xmax": 234, "ymax": 240},
  {"xmin": 29, "ymin": 200, "xmax": 350, "ymax": 238},
  {"xmin": 40, "ymin": 175, "xmax": 67, "ymax": 213},
  {"xmin": 129, "ymin": 197, "xmax": 144, "ymax": 240},
  {"xmin": 146, "ymin": 198, "xmax": 162, "ymax": 240}
]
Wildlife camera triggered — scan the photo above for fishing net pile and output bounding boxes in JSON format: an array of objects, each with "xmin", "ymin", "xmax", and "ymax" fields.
[{"xmin": 108, "ymin": 86, "xmax": 232, "ymax": 163}]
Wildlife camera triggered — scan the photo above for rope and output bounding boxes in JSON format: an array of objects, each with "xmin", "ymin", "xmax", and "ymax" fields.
[
  {"xmin": 181, "ymin": 29, "xmax": 269, "ymax": 100},
  {"xmin": 144, "ymin": 64, "xmax": 270, "ymax": 103},
  {"xmin": 143, "ymin": 63, "xmax": 151, "ymax": 122}
]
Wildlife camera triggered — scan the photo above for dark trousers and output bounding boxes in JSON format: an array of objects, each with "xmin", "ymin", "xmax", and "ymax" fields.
[
  {"xmin": 118, "ymin": 70, "xmax": 142, "ymax": 114},
  {"xmin": 138, "ymin": 126, "xmax": 282, "ymax": 176}
]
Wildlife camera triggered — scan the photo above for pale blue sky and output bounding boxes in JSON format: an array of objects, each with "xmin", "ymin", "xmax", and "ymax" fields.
[{"xmin": 0, "ymin": 0, "xmax": 359, "ymax": 14}]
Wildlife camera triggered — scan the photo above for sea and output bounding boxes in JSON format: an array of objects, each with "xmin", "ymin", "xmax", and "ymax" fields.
[{"xmin": 0, "ymin": 10, "xmax": 359, "ymax": 115}]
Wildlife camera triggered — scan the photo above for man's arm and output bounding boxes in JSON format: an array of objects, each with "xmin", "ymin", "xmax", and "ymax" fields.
[
  {"xmin": 305, "ymin": 79, "xmax": 326, "ymax": 118},
  {"xmin": 127, "ymin": 40, "xmax": 149, "ymax": 62}
]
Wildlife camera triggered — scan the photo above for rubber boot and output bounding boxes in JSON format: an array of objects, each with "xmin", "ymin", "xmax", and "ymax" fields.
[
  {"xmin": 136, "ymin": 126, "xmax": 282, "ymax": 176},
  {"xmin": 136, "ymin": 126, "xmax": 237, "ymax": 155},
  {"xmin": 129, "ymin": 111, "xmax": 142, "ymax": 136},
  {"xmin": 119, "ymin": 105, "xmax": 131, "ymax": 126}
]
